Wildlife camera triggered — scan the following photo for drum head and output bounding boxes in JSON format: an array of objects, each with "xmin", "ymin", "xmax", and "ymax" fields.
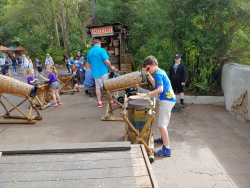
[
  {"xmin": 58, "ymin": 73, "xmax": 72, "ymax": 77},
  {"xmin": 129, "ymin": 95, "xmax": 150, "ymax": 101},
  {"xmin": 128, "ymin": 100, "xmax": 150, "ymax": 110}
]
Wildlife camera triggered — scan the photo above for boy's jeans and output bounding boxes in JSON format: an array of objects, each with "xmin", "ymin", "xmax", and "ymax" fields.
[{"xmin": 13, "ymin": 66, "xmax": 17, "ymax": 73}]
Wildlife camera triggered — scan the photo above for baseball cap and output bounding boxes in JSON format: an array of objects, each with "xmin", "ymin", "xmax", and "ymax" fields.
[
  {"xmin": 174, "ymin": 54, "xmax": 182, "ymax": 58},
  {"xmin": 47, "ymin": 54, "xmax": 50, "ymax": 56}
]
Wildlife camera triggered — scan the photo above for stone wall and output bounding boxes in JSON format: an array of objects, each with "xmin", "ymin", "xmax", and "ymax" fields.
[{"xmin": 222, "ymin": 63, "xmax": 250, "ymax": 123}]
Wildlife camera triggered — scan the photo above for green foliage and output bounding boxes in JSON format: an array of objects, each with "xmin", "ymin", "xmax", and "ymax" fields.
[{"xmin": 97, "ymin": 0, "xmax": 250, "ymax": 93}]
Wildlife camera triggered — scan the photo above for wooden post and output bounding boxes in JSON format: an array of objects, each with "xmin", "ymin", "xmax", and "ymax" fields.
[{"xmin": 120, "ymin": 31, "xmax": 125, "ymax": 55}]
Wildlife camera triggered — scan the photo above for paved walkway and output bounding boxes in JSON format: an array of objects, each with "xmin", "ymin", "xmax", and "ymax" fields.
[{"xmin": 0, "ymin": 71, "xmax": 249, "ymax": 187}]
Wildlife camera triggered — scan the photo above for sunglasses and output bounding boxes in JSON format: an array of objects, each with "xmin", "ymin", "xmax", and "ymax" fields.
[{"xmin": 146, "ymin": 63, "xmax": 155, "ymax": 71}]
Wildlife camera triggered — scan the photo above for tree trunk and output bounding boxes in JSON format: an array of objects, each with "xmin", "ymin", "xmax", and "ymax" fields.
[
  {"xmin": 91, "ymin": 0, "xmax": 98, "ymax": 25},
  {"xmin": 54, "ymin": 16, "xmax": 60, "ymax": 50},
  {"xmin": 59, "ymin": 1, "xmax": 70, "ymax": 56},
  {"xmin": 81, "ymin": 7, "xmax": 89, "ymax": 47}
]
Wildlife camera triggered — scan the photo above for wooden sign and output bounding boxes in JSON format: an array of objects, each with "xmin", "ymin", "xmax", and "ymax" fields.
[{"xmin": 90, "ymin": 25, "xmax": 114, "ymax": 37}]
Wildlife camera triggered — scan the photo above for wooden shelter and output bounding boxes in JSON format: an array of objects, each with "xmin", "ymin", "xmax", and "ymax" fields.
[
  {"xmin": 0, "ymin": 45, "xmax": 11, "ymax": 54},
  {"xmin": 87, "ymin": 22, "xmax": 133, "ymax": 73},
  {"xmin": 14, "ymin": 45, "xmax": 26, "ymax": 54}
]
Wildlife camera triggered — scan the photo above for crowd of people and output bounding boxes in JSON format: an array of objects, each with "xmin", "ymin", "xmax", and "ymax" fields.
[{"xmin": 1, "ymin": 41, "xmax": 188, "ymax": 157}]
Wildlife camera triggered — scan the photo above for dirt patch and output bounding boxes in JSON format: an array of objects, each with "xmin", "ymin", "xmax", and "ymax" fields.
[{"xmin": 231, "ymin": 91, "xmax": 249, "ymax": 123}]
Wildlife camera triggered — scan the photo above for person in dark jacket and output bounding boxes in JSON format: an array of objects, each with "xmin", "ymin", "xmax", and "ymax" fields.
[
  {"xmin": 169, "ymin": 54, "xmax": 187, "ymax": 108},
  {"xmin": 11, "ymin": 53, "xmax": 18, "ymax": 75}
]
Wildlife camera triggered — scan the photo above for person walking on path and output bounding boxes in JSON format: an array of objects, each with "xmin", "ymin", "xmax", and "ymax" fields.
[
  {"xmin": 65, "ymin": 55, "xmax": 70, "ymax": 73},
  {"xmin": 169, "ymin": 54, "xmax": 187, "ymax": 108},
  {"xmin": 11, "ymin": 53, "xmax": 18, "ymax": 75},
  {"xmin": 45, "ymin": 54, "xmax": 54, "ymax": 66},
  {"xmin": 22, "ymin": 54, "xmax": 29, "ymax": 78},
  {"xmin": 17, "ymin": 54, "xmax": 23, "ymax": 74},
  {"xmin": 35, "ymin": 58, "xmax": 45, "ymax": 77},
  {"xmin": 0, "ymin": 55, "xmax": 6, "ymax": 75},
  {"xmin": 87, "ymin": 39, "xmax": 115, "ymax": 107},
  {"xmin": 137, "ymin": 55, "xmax": 176, "ymax": 157},
  {"xmin": 5, "ymin": 55, "xmax": 13, "ymax": 77}
]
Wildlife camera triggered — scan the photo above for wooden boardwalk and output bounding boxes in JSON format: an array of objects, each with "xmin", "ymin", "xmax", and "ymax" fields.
[{"xmin": 0, "ymin": 142, "xmax": 158, "ymax": 188}]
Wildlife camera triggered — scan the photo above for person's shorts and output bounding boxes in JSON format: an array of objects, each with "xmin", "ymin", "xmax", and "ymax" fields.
[
  {"xmin": 171, "ymin": 82, "xmax": 184, "ymax": 93},
  {"xmin": 154, "ymin": 100, "xmax": 175, "ymax": 128},
  {"xmin": 51, "ymin": 81, "xmax": 59, "ymax": 90},
  {"xmin": 37, "ymin": 67, "xmax": 42, "ymax": 72},
  {"xmin": 18, "ymin": 64, "xmax": 22, "ymax": 68},
  {"xmin": 94, "ymin": 73, "xmax": 109, "ymax": 89},
  {"xmin": 24, "ymin": 66, "xmax": 28, "ymax": 71}
]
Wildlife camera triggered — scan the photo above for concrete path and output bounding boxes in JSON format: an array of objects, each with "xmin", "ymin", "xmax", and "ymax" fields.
[{"xmin": 0, "ymin": 70, "xmax": 250, "ymax": 188}]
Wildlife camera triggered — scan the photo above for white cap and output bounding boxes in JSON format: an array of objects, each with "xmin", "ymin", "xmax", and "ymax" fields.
[{"xmin": 47, "ymin": 54, "xmax": 50, "ymax": 56}]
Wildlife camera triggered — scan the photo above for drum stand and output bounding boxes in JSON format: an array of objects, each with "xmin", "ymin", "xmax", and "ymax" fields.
[
  {"xmin": 121, "ymin": 95, "xmax": 156, "ymax": 163},
  {"xmin": 58, "ymin": 74, "xmax": 75, "ymax": 95},
  {"xmin": 0, "ymin": 92, "xmax": 42, "ymax": 124},
  {"xmin": 102, "ymin": 84, "xmax": 140, "ymax": 121},
  {"xmin": 35, "ymin": 83, "xmax": 53, "ymax": 110}
]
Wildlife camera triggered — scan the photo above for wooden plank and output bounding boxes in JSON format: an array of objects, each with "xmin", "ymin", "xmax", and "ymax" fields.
[
  {"xmin": 0, "ymin": 150, "xmax": 143, "ymax": 164},
  {"xmin": 0, "ymin": 158, "xmax": 146, "ymax": 173},
  {"xmin": 0, "ymin": 166, "xmax": 149, "ymax": 183},
  {"xmin": 0, "ymin": 120, "xmax": 36, "ymax": 124},
  {"xmin": 140, "ymin": 145, "xmax": 159, "ymax": 188},
  {"xmin": 0, "ymin": 142, "xmax": 131, "ymax": 155},
  {"xmin": 0, "ymin": 176, "xmax": 152, "ymax": 188}
]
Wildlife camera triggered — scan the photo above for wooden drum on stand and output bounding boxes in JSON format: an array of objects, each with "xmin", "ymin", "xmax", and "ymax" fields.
[
  {"xmin": 0, "ymin": 75, "xmax": 37, "ymax": 97},
  {"xmin": 103, "ymin": 70, "xmax": 146, "ymax": 91},
  {"xmin": 127, "ymin": 100, "xmax": 150, "ymax": 144}
]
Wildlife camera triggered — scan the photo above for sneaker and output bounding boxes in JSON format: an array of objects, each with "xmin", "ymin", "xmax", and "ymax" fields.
[
  {"xmin": 154, "ymin": 137, "xmax": 163, "ymax": 143},
  {"xmin": 154, "ymin": 146, "xmax": 171, "ymax": 157},
  {"xmin": 180, "ymin": 103, "xmax": 185, "ymax": 108},
  {"xmin": 98, "ymin": 102, "xmax": 105, "ymax": 107},
  {"xmin": 57, "ymin": 101, "xmax": 62, "ymax": 105},
  {"xmin": 50, "ymin": 103, "xmax": 58, "ymax": 107},
  {"xmin": 112, "ymin": 101, "xmax": 118, "ymax": 106}
]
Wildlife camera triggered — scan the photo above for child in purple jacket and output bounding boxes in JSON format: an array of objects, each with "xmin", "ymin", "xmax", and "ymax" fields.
[{"xmin": 40, "ymin": 66, "xmax": 61, "ymax": 107}]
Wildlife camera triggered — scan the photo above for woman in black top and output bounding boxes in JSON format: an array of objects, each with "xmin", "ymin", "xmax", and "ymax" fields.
[{"xmin": 169, "ymin": 54, "xmax": 187, "ymax": 107}]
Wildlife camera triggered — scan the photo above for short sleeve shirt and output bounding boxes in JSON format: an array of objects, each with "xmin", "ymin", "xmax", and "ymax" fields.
[
  {"xmin": 87, "ymin": 46, "xmax": 109, "ymax": 78},
  {"xmin": 154, "ymin": 70, "xmax": 176, "ymax": 102},
  {"xmin": 48, "ymin": 72, "xmax": 57, "ymax": 85},
  {"xmin": 27, "ymin": 76, "xmax": 36, "ymax": 85},
  {"xmin": 37, "ymin": 61, "xmax": 42, "ymax": 66}
]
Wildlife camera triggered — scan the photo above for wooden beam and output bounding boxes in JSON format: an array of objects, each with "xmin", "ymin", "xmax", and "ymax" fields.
[
  {"xmin": 0, "ymin": 142, "xmax": 131, "ymax": 155},
  {"xmin": 140, "ymin": 145, "xmax": 159, "ymax": 188},
  {"xmin": 0, "ymin": 120, "xmax": 36, "ymax": 124}
]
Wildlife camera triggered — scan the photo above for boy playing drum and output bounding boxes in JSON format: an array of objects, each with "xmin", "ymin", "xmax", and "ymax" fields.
[{"xmin": 137, "ymin": 56, "xmax": 176, "ymax": 157}]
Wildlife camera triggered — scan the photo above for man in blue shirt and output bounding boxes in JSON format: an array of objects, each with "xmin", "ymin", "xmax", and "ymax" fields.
[
  {"xmin": 137, "ymin": 55, "xmax": 176, "ymax": 157},
  {"xmin": 87, "ymin": 39, "xmax": 115, "ymax": 107}
]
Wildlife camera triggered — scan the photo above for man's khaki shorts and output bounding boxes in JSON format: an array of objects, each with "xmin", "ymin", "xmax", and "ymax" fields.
[
  {"xmin": 94, "ymin": 73, "xmax": 109, "ymax": 89},
  {"xmin": 154, "ymin": 100, "xmax": 175, "ymax": 128}
]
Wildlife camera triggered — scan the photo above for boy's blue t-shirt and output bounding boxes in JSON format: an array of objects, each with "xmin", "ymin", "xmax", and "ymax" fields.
[
  {"xmin": 37, "ymin": 61, "xmax": 42, "ymax": 66},
  {"xmin": 87, "ymin": 46, "xmax": 109, "ymax": 78},
  {"xmin": 154, "ymin": 69, "xmax": 176, "ymax": 102}
]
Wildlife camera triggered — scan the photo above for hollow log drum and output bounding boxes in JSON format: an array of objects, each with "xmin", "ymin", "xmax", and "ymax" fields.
[
  {"xmin": 127, "ymin": 100, "xmax": 150, "ymax": 145},
  {"xmin": 58, "ymin": 73, "xmax": 74, "ymax": 91},
  {"xmin": 103, "ymin": 70, "xmax": 146, "ymax": 91},
  {"xmin": 0, "ymin": 75, "xmax": 37, "ymax": 97}
]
